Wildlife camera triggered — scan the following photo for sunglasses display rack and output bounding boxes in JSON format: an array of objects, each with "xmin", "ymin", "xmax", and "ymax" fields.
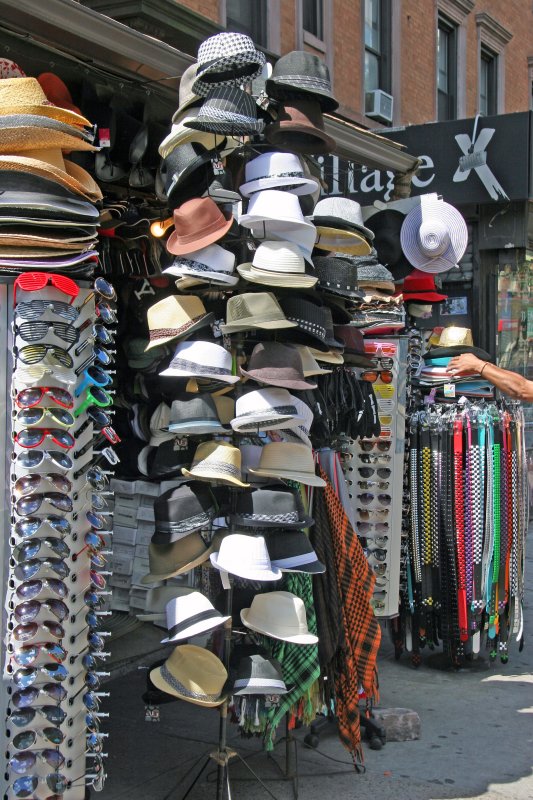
[
  {"xmin": 340, "ymin": 336, "xmax": 409, "ymax": 618},
  {"xmin": 3, "ymin": 277, "xmax": 117, "ymax": 799}
]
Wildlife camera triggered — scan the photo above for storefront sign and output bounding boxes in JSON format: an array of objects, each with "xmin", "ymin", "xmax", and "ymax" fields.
[{"xmin": 319, "ymin": 112, "xmax": 532, "ymax": 206}]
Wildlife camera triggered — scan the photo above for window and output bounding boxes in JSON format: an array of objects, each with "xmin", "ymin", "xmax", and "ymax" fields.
[
  {"xmin": 479, "ymin": 46, "xmax": 497, "ymax": 116},
  {"xmin": 303, "ymin": 0, "xmax": 324, "ymax": 41},
  {"xmin": 437, "ymin": 17, "xmax": 457, "ymax": 120},
  {"xmin": 364, "ymin": 0, "xmax": 391, "ymax": 95},
  {"xmin": 226, "ymin": 0, "xmax": 268, "ymax": 48}
]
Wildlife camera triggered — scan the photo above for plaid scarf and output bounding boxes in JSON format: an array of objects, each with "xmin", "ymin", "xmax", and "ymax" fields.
[
  {"xmin": 319, "ymin": 466, "xmax": 381, "ymax": 759},
  {"xmin": 263, "ymin": 571, "xmax": 320, "ymax": 751}
]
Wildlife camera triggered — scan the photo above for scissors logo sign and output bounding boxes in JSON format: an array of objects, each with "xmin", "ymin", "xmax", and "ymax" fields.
[{"xmin": 453, "ymin": 116, "xmax": 509, "ymax": 201}]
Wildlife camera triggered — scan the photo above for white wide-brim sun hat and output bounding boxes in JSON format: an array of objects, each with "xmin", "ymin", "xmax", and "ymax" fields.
[{"xmin": 400, "ymin": 194, "xmax": 468, "ymax": 274}]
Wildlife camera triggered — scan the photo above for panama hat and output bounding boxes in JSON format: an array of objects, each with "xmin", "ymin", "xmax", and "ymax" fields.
[
  {"xmin": 182, "ymin": 441, "xmax": 249, "ymax": 488},
  {"xmin": 0, "ymin": 77, "xmax": 91, "ymax": 128},
  {"xmin": 210, "ymin": 533, "xmax": 281, "ymax": 581},
  {"xmin": 161, "ymin": 591, "xmax": 229, "ymax": 643},
  {"xmin": 163, "ymin": 243, "xmax": 238, "ymax": 287},
  {"xmin": 184, "ymin": 86, "xmax": 264, "ymax": 135},
  {"xmin": 281, "ymin": 394, "xmax": 314, "ymax": 448},
  {"xmin": 220, "ymin": 292, "xmax": 297, "ymax": 334},
  {"xmin": 231, "ymin": 485, "xmax": 314, "ymax": 529},
  {"xmin": 240, "ymin": 591, "xmax": 318, "ymax": 644},
  {"xmin": 167, "ymin": 197, "xmax": 233, "ymax": 256},
  {"xmin": 239, "ymin": 190, "xmax": 317, "ymax": 264},
  {"xmin": 231, "ymin": 388, "xmax": 304, "ymax": 433},
  {"xmin": 161, "ymin": 394, "xmax": 228, "ymax": 436},
  {"xmin": 250, "ymin": 442, "xmax": 325, "ymax": 487},
  {"xmin": 292, "ymin": 345, "xmax": 331, "ymax": 377},
  {"xmin": 172, "ymin": 63, "xmax": 202, "ymax": 122},
  {"xmin": 265, "ymin": 99, "xmax": 336, "ymax": 155},
  {"xmin": 160, "ymin": 340, "xmax": 239, "ymax": 383},
  {"xmin": 136, "ymin": 586, "xmax": 196, "ymax": 624},
  {"xmin": 308, "ymin": 346, "xmax": 344, "ymax": 365},
  {"xmin": 265, "ymin": 51, "xmax": 338, "ymax": 112},
  {"xmin": 237, "ymin": 241, "xmax": 317, "ymax": 289},
  {"xmin": 0, "ymin": 151, "xmax": 102, "ymax": 202},
  {"xmin": 311, "ymin": 197, "xmax": 373, "ymax": 255},
  {"xmin": 263, "ymin": 530, "xmax": 325, "ymax": 574},
  {"xmin": 150, "ymin": 644, "xmax": 227, "ymax": 706},
  {"xmin": 145, "ymin": 295, "xmax": 213, "ymax": 350},
  {"xmin": 239, "ymin": 151, "xmax": 319, "ymax": 197},
  {"xmin": 142, "ymin": 529, "xmax": 228, "ymax": 585},
  {"xmin": 232, "ymin": 654, "xmax": 288, "ymax": 696},
  {"xmin": 192, "ymin": 32, "xmax": 266, "ymax": 97},
  {"xmin": 239, "ymin": 342, "xmax": 317, "ymax": 391},
  {"xmin": 400, "ymin": 194, "xmax": 468, "ymax": 274},
  {"xmin": 0, "ymin": 114, "xmax": 97, "ymax": 154}
]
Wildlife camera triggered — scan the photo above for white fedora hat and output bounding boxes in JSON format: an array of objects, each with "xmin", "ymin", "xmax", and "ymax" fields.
[
  {"xmin": 400, "ymin": 194, "xmax": 468, "ymax": 274},
  {"xmin": 239, "ymin": 190, "xmax": 317, "ymax": 264},
  {"xmin": 160, "ymin": 340, "xmax": 240, "ymax": 384},
  {"xmin": 230, "ymin": 387, "xmax": 305, "ymax": 433},
  {"xmin": 239, "ymin": 151, "xmax": 319, "ymax": 197},
  {"xmin": 210, "ymin": 533, "xmax": 281, "ymax": 581},
  {"xmin": 249, "ymin": 442, "xmax": 325, "ymax": 487},
  {"xmin": 240, "ymin": 590, "xmax": 318, "ymax": 644},
  {"xmin": 281, "ymin": 394, "xmax": 313, "ymax": 448},
  {"xmin": 163, "ymin": 243, "xmax": 238, "ymax": 287},
  {"xmin": 161, "ymin": 591, "xmax": 230, "ymax": 644},
  {"xmin": 237, "ymin": 240, "xmax": 318, "ymax": 289},
  {"xmin": 159, "ymin": 108, "xmax": 241, "ymax": 159}
]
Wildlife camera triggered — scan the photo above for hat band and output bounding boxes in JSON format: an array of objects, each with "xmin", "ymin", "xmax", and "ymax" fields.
[
  {"xmin": 238, "ymin": 404, "xmax": 297, "ymax": 419},
  {"xmin": 167, "ymin": 609, "xmax": 222, "ymax": 638},
  {"xmin": 149, "ymin": 314, "xmax": 206, "ymax": 342},
  {"xmin": 273, "ymin": 74, "xmax": 331, "ymax": 92},
  {"xmin": 193, "ymin": 459, "xmax": 241, "ymax": 479},
  {"xmin": 174, "ymin": 258, "xmax": 233, "ymax": 276},
  {"xmin": 156, "ymin": 512, "xmax": 212, "ymax": 534},
  {"xmin": 199, "ymin": 108, "xmax": 257, "ymax": 125},
  {"xmin": 286, "ymin": 316, "xmax": 326, "ymax": 339},
  {"xmin": 252, "ymin": 170, "xmax": 305, "ymax": 181},
  {"xmin": 271, "ymin": 553, "xmax": 315, "ymax": 567},
  {"xmin": 160, "ymin": 663, "xmax": 221, "ymax": 702},
  {"xmin": 168, "ymin": 356, "xmax": 232, "ymax": 377},
  {"xmin": 233, "ymin": 677, "xmax": 285, "ymax": 689},
  {"xmin": 239, "ymin": 510, "xmax": 300, "ymax": 524}
]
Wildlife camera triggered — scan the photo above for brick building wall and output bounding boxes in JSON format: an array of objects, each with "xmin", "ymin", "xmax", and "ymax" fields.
[{"xmin": 176, "ymin": 0, "xmax": 532, "ymax": 126}]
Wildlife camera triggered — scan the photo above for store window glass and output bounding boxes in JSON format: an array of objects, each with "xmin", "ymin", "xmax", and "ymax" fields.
[
  {"xmin": 303, "ymin": 0, "xmax": 324, "ymax": 41},
  {"xmin": 479, "ymin": 47, "xmax": 497, "ymax": 116},
  {"xmin": 437, "ymin": 17, "xmax": 457, "ymax": 121},
  {"xmin": 226, "ymin": 0, "xmax": 268, "ymax": 48},
  {"xmin": 364, "ymin": 0, "xmax": 391, "ymax": 96}
]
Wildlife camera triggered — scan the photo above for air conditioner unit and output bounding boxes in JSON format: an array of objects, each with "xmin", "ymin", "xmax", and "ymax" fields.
[{"xmin": 365, "ymin": 89, "xmax": 394, "ymax": 124}]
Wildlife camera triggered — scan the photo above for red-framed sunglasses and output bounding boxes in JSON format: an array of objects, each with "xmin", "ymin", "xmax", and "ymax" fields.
[{"xmin": 14, "ymin": 273, "xmax": 79, "ymax": 305}]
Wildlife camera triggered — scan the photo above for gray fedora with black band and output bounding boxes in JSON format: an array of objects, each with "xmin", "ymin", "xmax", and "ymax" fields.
[
  {"xmin": 232, "ymin": 654, "xmax": 289, "ymax": 696},
  {"xmin": 152, "ymin": 484, "xmax": 216, "ymax": 544},
  {"xmin": 263, "ymin": 529, "xmax": 325, "ymax": 574},
  {"xmin": 266, "ymin": 51, "xmax": 338, "ymax": 112},
  {"xmin": 231, "ymin": 486, "xmax": 314, "ymax": 529}
]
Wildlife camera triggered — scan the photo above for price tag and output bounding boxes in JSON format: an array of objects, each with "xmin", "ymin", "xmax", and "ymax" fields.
[
  {"xmin": 264, "ymin": 694, "xmax": 281, "ymax": 708},
  {"xmin": 144, "ymin": 705, "xmax": 160, "ymax": 723},
  {"xmin": 99, "ymin": 128, "xmax": 111, "ymax": 148},
  {"xmin": 444, "ymin": 383, "xmax": 456, "ymax": 398},
  {"xmin": 211, "ymin": 157, "xmax": 225, "ymax": 175}
]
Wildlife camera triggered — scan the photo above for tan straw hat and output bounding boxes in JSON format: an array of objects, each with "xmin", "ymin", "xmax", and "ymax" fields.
[
  {"xmin": 0, "ymin": 117, "xmax": 97, "ymax": 154},
  {"xmin": 240, "ymin": 591, "xmax": 318, "ymax": 645},
  {"xmin": 438, "ymin": 326, "xmax": 474, "ymax": 347},
  {"xmin": 141, "ymin": 530, "xmax": 224, "ymax": 584},
  {"xmin": 237, "ymin": 241, "xmax": 318, "ymax": 289},
  {"xmin": 182, "ymin": 440, "xmax": 249, "ymax": 488},
  {"xmin": 293, "ymin": 345, "xmax": 332, "ymax": 376},
  {"xmin": 145, "ymin": 295, "xmax": 214, "ymax": 350},
  {"xmin": 250, "ymin": 442, "xmax": 325, "ymax": 487},
  {"xmin": 308, "ymin": 346, "xmax": 344, "ymax": 365},
  {"xmin": 0, "ymin": 151, "xmax": 102, "ymax": 201},
  {"xmin": 149, "ymin": 644, "xmax": 227, "ymax": 707},
  {"xmin": 0, "ymin": 77, "xmax": 91, "ymax": 128},
  {"xmin": 220, "ymin": 292, "xmax": 297, "ymax": 334}
]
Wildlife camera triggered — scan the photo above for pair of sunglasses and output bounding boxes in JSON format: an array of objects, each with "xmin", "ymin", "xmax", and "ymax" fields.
[
  {"xmin": 13, "ymin": 473, "xmax": 72, "ymax": 498},
  {"xmin": 14, "ymin": 428, "xmax": 74, "ymax": 450},
  {"xmin": 15, "ymin": 320, "xmax": 79, "ymax": 345},
  {"xmin": 15, "ymin": 406, "xmax": 74, "ymax": 428},
  {"xmin": 15, "ymin": 298, "xmax": 79, "ymax": 323},
  {"xmin": 14, "ymin": 493, "xmax": 73, "ymax": 517},
  {"xmin": 13, "ymin": 449, "xmax": 73, "ymax": 472},
  {"xmin": 14, "ymin": 343, "xmax": 74, "ymax": 369},
  {"xmin": 14, "ymin": 516, "xmax": 71, "ymax": 539},
  {"xmin": 15, "ymin": 386, "xmax": 74, "ymax": 410},
  {"xmin": 14, "ymin": 272, "xmax": 79, "ymax": 305}
]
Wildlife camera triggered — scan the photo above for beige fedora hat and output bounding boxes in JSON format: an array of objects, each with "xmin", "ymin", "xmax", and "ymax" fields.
[
  {"xmin": 240, "ymin": 590, "xmax": 318, "ymax": 645},
  {"xmin": 0, "ymin": 77, "xmax": 91, "ymax": 128},
  {"xmin": 182, "ymin": 440, "xmax": 249, "ymax": 488},
  {"xmin": 141, "ymin": 531, "xmax": 223, "ymax": 584},
  {"xmin": 293, "ymin": 345, "xmax": 332, "ymax": 377},
  {"xmin": 308, "ymin": 346, "xmax": 344, "ymax": 366},
  {"xmin": 0, "ymin": 150, "xmax": 102, "ymax": 202},
  {"xmin": 249, "ymin": 442, "xmax": 325, "ymax": 487},
  {"xmin": 438, "ymin": 326, "xmax": 474, "ymax": 347},
  {"xmin": 237, "ymin": 241, "xmax": 318, "ymax": 289},
  {"xmin": 149, "ymin": 644, "xmax": 227, "ymax": 707},
  {"xmin": 145, "ymin": 295, "xmax": 214, "ymax": 350},
  {"xmin": 220, "ymin": 292, "xmax": 297, "ymax": 334}
]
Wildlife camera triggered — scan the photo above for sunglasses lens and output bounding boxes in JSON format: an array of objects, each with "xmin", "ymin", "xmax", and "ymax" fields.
[
  {"xmin": 84, "ymin": 692, "xmax": 99, "ymax": 710},
  {"xmin": 90, "ymin": 571, "xmax": 106, "ymax": 589},
  {"xmin": 9, "ymin": 708, "xmax": 35, "ymax": 727},
  {"xmin": 95, "ymin": 276, "xmax": 116, "ymax": 300},
  {"xmin": 86, "ymin": 467, "xmax": 108, "ymax": 489},
  {"xmin": 358, "ymin": 467, "xmax": 373, "ymax": 478},
  {"xmin": 14, "ymin": 475, "xmax": 40, "ymax": 496},
  {"xmin": 91, "ymin": 387, "xmax": 110, "ymax": 405},
  {"xmin": 377, "ymin": 468, "xmax": 391, "ymax": 479},
  {"xmin": 82, "ymin": 653, "xmax": 97, "ymax": 670},
  {"xmin": 90, "ymin": 553, "xmax": 107, "ymax": 569},
  {"xmin": 16, "ymin": 388, "xmax": 42, "ymax": 407},
  {"xmin": 85, "ymin": 672, "xmax": 100, "ymax": 689},
  {"xmin": 84, "ymin": 591, "xmax": 102, "ymax": 608},
  {"xmin": 44, "ymin": 705, "xmax": 68, "ymax": 724},
  {"xmin": 15, "ymin": 429, "xmax": 42, "ymax": 447},
  {"xmin": 12, "ymin": 730, "xmax": 36, "ymax": 749},
  {"xmin": 87, "ymin": 408, "xmax": 111, "ymax": 428},
  {"xmin": 88, "ymin": 632, "xmax": 104, "ymax": 649},
  {"xmin": 10, "ymin": 751, "xmax": 38, "ymax": 773},
  {"xmin": 12, "ymin": 775, "xmax": 38, "ymax": 796},
  {"xmin": 358, "ymin": 493, "xmax": 373, "ymax": 505},
  {"xmin": 52, "ymin": 430, "xmax": 75, "ymax": 448},
  {"xmin": 85, "ymin": 612, "xmax": 98, "ymax": 630},
  {"xmin": 377, "ymin": 441, "xmax": 391, "ymax": 452},
  {"xmin": 88, "ymin": 366, "xmax": 108, "ymax": 384},
  {"xmin": 95, "ymin": 346, "xmax": 112, "ymax": 365},
  {"xmin": 378, "ymin": 494, "xmax": 391, "ymax": 505},
  {"xmin": 13, "ymin": 623, "xmax": 38, "ymax": 642},
  {"xmin": 87, "ymin": 511, "xmax": 111, "ymax": 530},
  {"xmin": 12, "ymin": 687, "xmax": 39, "ymax": 707}
]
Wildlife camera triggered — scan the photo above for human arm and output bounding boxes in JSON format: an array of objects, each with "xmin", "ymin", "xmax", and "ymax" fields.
[{"xmin": 448, "ymin": 353, "xmax": 533, "ymax": 402}]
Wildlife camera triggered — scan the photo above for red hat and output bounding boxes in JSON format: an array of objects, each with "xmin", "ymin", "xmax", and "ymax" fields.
[
  {"xmin": 398, "ymin": 269, "xmax": 447, "ymax": 303},
  {"xmin": 37, "ymin": 73, "xmax": 82, "ymax": 115}
]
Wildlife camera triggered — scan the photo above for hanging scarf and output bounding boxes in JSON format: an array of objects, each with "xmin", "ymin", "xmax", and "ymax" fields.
[{"xmin": 319, "ymin": 465, "xmax": 380, "ymax": 761}]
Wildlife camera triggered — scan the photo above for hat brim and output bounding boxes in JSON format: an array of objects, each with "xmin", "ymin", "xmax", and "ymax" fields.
[
  {"xmin": 181, "ymin": 467, "xmax": 249, "ymax": 488},
  {"xmin": 163, "ymin": 421, "xmax": 229, "ymax": 435},
  {"xmin": 232, "ymin": 513, "xmax": 314, "ymax": 530},
  {"xmin": 265, "ymin": 77, "xmax": 339, "ymax": 113},
  {"xmin": 312, "ymin": 216, "xmax": 374, "ymax": 242},
  {"xmin": 240, "ymin": 608, "xmax": 319, "ymax": 644},
  {"xmin": 400, "ymin": 201, "xmax": 468, "ymax": 274},
  {"xmin": 249, "ymin": 467, "xmax": 326, "ymax": 488},
  {"xmin": 141, "ymin": 540, "xmax": 218, "ymax": 584},
  {"xmin": 210, "ymin": 553, "xmax": 282, "ymax": 581},
  {"xmin": 164, "ymin": 264, "xmax": 239, "ymax": 286},
  {"xmin": 160, "ymin": 365, "xmax": 240, "ymax": 383},
  {"xmin": 0, "ymin": 103, "xmax": 91, "ymax": 128},
  {"xmin": 0, "ymin": 156, "xmax": 102, "ymax": 202},
  {"xmin": 231, "ymin": 413, "xmax": 304, "ymax": 433},
  {"xmin": 271, "ymin": 558, "xmax": 326, "ymax": 574},
  {"xmin": 425, "ymin": 345, "xmax": 491, "ymax": 360},
  {"xmin": 220, "ymin": 318, "xmax": 298, "ymax": 333},
  {"xmin": 160, "ymin": 613, "xmax": 230, "ymax": 644},
  {"xmin": 315, "ymin": 226, "xmax": 372, "ymax": 255},
  {"xmin": 239, "ymin": 366, "xmax": 317, "ymax": 391},
  {"xmin": 145, "ymin": 312, "xmax": 214, "ymax": 351},
  {"xmin": 265, "ymin": 121, "xmax": 336, "ymax": 155},
  {"xmin": 402, "ymin": 291, "xmax": 448, "ymax": 303},
  {"xmin": 232, "ymin": 680, "xmax": 289, "ymax": 696},
  {"xmin": 184, "ymin": 117, "xmax": 264, "ymax": 136},
  {"xmin": 239, "ymin": 175, "xmax": 319, "ymax": 198},
  {"xmin": 308, "ymin": 347, "xmax": 344, "ymax": 365},
  {"xmin": 149, "ymin": 665, "xmax": 226, "ymax": 707},
  {"xmin": 167, "ymin": 215, "xmax": 233, "ymax": 256},
  {"xmin": 0, "ymin": 127, "xmax": 97, "ymax": 153},
  {"xmin": 237, "ymin": 264, "xmax": 318, "ymax": 289}
]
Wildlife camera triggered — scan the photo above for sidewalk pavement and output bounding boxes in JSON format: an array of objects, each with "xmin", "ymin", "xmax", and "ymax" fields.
[{"xmin": 98, "ymin": 537, "xmax": 533, "ymax": 800}]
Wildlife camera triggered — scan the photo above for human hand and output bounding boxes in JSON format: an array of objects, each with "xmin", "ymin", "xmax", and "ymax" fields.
[{"xmin": 448, "ymin": 353, "xmax": 486, "ymax": 377}]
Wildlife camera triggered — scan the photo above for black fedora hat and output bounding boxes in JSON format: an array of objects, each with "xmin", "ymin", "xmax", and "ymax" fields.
[
  {"xmin": 266, "ymin": 51, "xmax": 338, "ymax": 112},
  {"xmin": 231, "ymin": 486, "xmax": 314, "ymax": 530},
  {"xmin": 366, "ymin": 209, "xmax": 412, "ymax": 281},
  {"xmin": 263, "ymin": 529, "xmax": 325, "ymax": 574},
  {"xmin": 232, "ymin": 654, "xmax": 289, "ymax": 696},
  {"xmin": 312, "ymin": 255, "xmax": 364, "ymax": 299},
  {"xmin": 160, "ymin": 142, "xmax": 216, "ymax": 208},
  {"xmin": 278, "ymin": 296, "xmax": 343, "ymax": 350},
  {"xmin": 148, "ymin": 439, "xmax": 196, "ymax": 481},
  {"xmin": 152, "ymin": 483, "xmax": 216, "ymax": 544}
]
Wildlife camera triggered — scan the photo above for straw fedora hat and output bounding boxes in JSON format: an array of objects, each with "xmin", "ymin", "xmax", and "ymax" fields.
[
  {"xmin": 230, "ymin": 387, "xmax": 304, "ymax": 433},
  {"xmin": 160, "ymin": 591, "xmax": 230, "ymax": 644},
  {"xmin": 250, "ymin": 442, "xmax": 325, "ymax": 487},
  {"xmin": 221, "ymin": 292, "xmax": 297, "ymax": 334},
  {"xmin": 210, "ymin": 533, "xmax": 282, "ymax": 581},
  {"xmin": 145, "ymin": 295, "xmax": 213, "ymax": 350},
  {"xmin": 312, "ymin": 197, "xmax": 373, "ymax": 256},
  {"xmin": 141, "ymin": 530, "xmax": 224, "ymax": 584},
  {"xmin": 182, "ymin": 441, "xmax": 250, "ymax": 488},
  {"xmin": 237, "ymin": 241, "xmax": 318, "ymax": 289},
  {"xmin": 0, "ymin": 114, "xmax": 97, "ymax": 154},
  {"xmin": 0, "ymin": 151, "xmax": 102, "ymax": 202},
  {"xmin": 240, "ymin": 591, "xmax": 318, "ymax": 644},
  {"xmin": 0, "ymin": 77, "xmax": 91, "ymax": 128},
  {"xmin": 160, "ymin": 339, "xmax": 240, "ymax": 384},
  {"xmin": 149, "ymin": 644, "xmax": 227, "ymax": 707}
]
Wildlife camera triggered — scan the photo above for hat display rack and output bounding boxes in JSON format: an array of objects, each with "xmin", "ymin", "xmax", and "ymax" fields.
[{"xmin": 0, "ymin": 73, "xmax": 119, "ymax": 798}]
